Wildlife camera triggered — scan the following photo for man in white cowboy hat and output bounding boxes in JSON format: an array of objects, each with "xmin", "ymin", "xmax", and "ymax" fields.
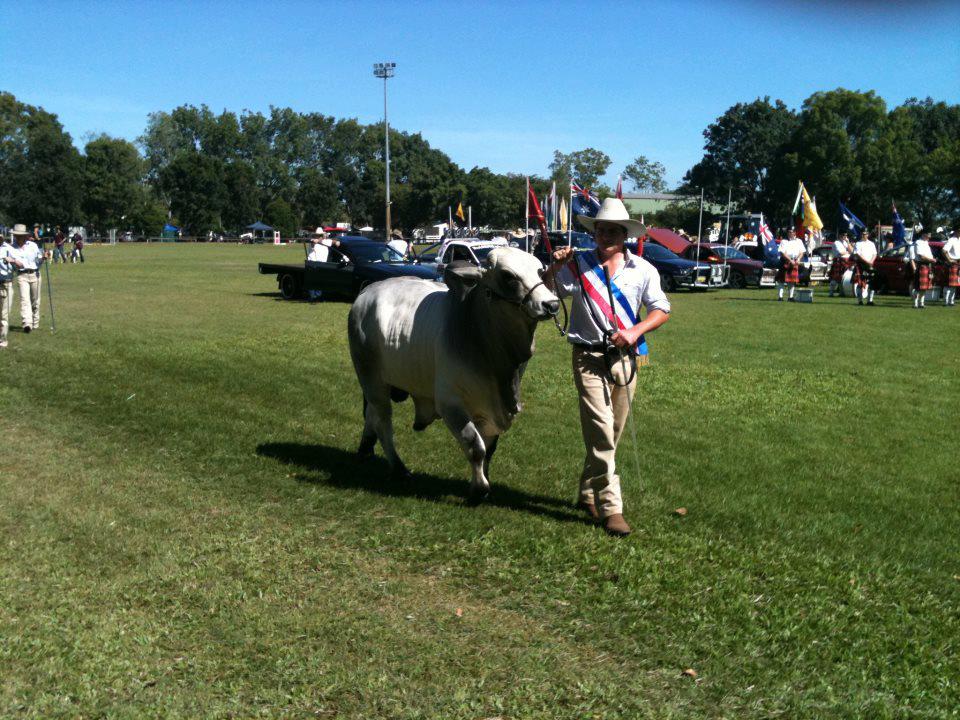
[
  {"xmin": 544, "ymin": 197, "xmax": 671, "ymax": 537},
  {"xmin": 0, "ymin": 230, "xmax": 18, "ymax": 347},
  {"xmin": 9, "ymin": 224, "xmax": 46, "ymax": 332},
  {"xmin": 305, "ymin": 227, "xmax": 341, "ymax": 300},
  {"xmin": 386, "ymin": 228, "xmax": 409, "ymax": 258}
]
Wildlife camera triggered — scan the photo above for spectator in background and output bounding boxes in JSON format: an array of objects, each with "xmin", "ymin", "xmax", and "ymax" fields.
[
  {"xmin": 53, "ymin": 227, "xmax": 67, "ymax": 263},
  {"xmin": 387, "ymin": 229, "xmax": 409, "ymax": 258},
  {"xmin": 71, "ymin": 232, "xmax": 85, "ymax": 263},
  {"xmin": 306, "ymin": 228, "xmax": 341, "ymax": 301},
  {"xmin": 0, "ymin": 232, "xmax": 16, "ymax": 347},
  {"xmin": 10, "ymin": 224, "xmax": 46, "ymax": 332}
]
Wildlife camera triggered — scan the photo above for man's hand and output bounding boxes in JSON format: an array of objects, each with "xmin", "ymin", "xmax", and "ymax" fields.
[
  {"xmin": 610, "ymin": 325, "xmax": 641, "ymax": 349},
  {"xmin": 551, "ymin": 247, "xmax": 573, "ymax": 266}
]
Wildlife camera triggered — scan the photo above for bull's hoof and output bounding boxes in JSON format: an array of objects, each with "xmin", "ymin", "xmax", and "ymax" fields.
[
  {"xmin": 357, "ymin": 439, "xmax": 376, "ymax": 458},
  {"xmin": 466, "ymin": 485, "xmax": 490, "ymax": 506}
]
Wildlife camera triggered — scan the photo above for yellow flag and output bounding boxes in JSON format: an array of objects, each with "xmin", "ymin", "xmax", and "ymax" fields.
[
  {"xmin": 801, "ymin": 184, "xmax": 824, "ymax": 231},
  {"xmin": 559, "ymin": 197, "xmax": 568, "ymax": 232},
  {"xmin": 455, "ymin": 202, "xmax": 465, "ymax": 222}
]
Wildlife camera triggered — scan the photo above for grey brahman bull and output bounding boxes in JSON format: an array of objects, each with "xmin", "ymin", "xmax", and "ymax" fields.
[{"xmin": 347, "ymin": 247, "xmax": 560, "ymax": 500}]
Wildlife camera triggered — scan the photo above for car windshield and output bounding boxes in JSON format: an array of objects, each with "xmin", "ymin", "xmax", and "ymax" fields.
[
  {"xmin": 712, "ymin": 246, "xmax": 749, "ymax": 260},
  {"xmin": 643, "ymin": 243, "xmax": 680, "ymax": 261},
  {"xmin": 472, "ymin": 247, "xmax": 496, "ymax": 262},
  {"xmin": 349, "ymin": 243, "xmax": 406, "ymax": 263},
  {"xmin": 416, "ymin": 242, "xmax": 441, "ymax": 262}
]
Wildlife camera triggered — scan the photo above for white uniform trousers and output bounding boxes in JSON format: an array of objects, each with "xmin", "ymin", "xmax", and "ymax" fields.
[
  {"xmin": 16, "ymin": 270, "xmax": 40, "ymax": 330},
  {"xmin": 0, "ymin": 280, "xmax": 12, "ymax": 346}
]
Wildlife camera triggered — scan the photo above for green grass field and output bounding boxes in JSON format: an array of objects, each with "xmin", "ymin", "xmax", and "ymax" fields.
[{"xmin": 1, "ymin": 243, "xmax": 957, "ymax": 719}]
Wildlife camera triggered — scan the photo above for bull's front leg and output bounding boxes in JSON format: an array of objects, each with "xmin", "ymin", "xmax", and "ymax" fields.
[{"xmin": 439, "ymin": 405, "xmax": 490, "ymax": 503}]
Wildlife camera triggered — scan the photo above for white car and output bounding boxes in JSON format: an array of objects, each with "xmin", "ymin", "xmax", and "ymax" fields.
[{"xmin": 417, "ymin": 237, "xmax": 510, "ymax": 277}]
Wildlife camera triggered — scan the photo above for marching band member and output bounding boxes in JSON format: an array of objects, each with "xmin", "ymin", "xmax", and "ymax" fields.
[
  {"xmin": 776, "ymin": 228, "xmax": 805, "ymax": 302},
  {"xmin": 829, "ymin": 232, "xmax": 854, "ymax": 297},
  {"xmin": 851, "ymin": 231, "xmax": 878, "ymax": 306},
  {"xmin": 940, "ymin": 226, "xmax": 960, "ymax": 307},
  {"xmin": 906, "ymin": 231, "xmax": 936, "ymax": 309}
]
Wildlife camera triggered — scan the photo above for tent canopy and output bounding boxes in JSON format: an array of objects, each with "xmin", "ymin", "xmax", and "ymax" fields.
[
  {"xmin": 163, "ymin": 224, "xmax": 179, "ymax": 232},
  {"xmin": 246, "ymin": 221, "xmax": 273, "ymax": 231}
]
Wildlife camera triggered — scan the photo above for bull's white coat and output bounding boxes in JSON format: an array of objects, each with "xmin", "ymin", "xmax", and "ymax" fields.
[{"xmin": 348, "ymin": 248, "xmax": 559, "ymax": 497}]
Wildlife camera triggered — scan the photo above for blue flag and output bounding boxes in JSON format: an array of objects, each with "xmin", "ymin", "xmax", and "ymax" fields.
[
  {"xmin": 839, "ymin": 202, "xmax": 866, "ymax": 239},
  {"xmin": 571, "ymin": 182, "xmax": 601, "ymax": 220},
  {"xmin": 892, "ymin": 203, "xmax": 906, "ymax": 245}
]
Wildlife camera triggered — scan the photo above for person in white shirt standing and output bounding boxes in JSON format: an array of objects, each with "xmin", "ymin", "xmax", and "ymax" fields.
[
  {"xmin": 829, "ymin": 232, "xmax": 854, "ymax": 297},
  {"xmin": 386, "ymin": 229, "xmax": 409, "ymax": 258},
  {"xmin": 9, "ymin": 223, "xmax": 46, "ymax": 332},
  {"xmin": 0, "ymin": 233, "xmax": 17, "ymax": 347},
  {"xmin": 939, "ymin": 227, "xmax": 960, "ymax": 306},
  {"xmin": 544, "ymin": 198, "xmax": 671, "ymax": 537},
  {"xmin": 776, "ymin": 229, "xmax": 805, "ymax": 302},
  {"xmin": 851, "ymin": 232, "xmax": 878, "ymax": 306},
  {"xmin": 906, "ymin": 231, "xmax": 937, "ymax": 309},
  {"xmin": 305, "ymin": 228, "xmax": 341, "ymax": 301}
]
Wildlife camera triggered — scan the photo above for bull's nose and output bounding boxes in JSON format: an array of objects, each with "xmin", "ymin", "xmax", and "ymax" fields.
[{"xmin": 544, "ymin": 299, "xmax": 560, "ymax": 316}]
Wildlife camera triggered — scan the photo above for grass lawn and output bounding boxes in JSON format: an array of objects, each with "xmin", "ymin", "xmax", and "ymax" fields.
[{"xmin": 1, "ymin": 243, "xmax": 957, "ymax": 719}]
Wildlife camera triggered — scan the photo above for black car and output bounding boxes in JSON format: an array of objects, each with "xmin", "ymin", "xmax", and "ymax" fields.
[
  {"xmin": 533, "ymin": 231, "xmax": 596, "ymax": 264},
  {"xmin": 258, "ymin": 235, "xmax": 438, "ymax": 300}
]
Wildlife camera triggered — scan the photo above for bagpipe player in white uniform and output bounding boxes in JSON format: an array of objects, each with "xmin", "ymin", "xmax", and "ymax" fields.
[
  {"xmin": 940, "ymin": 227, "xmax": 960, "ymax": 306},
  {"xmin": 851, "ymin": 232, "xmax": 878, "ymax": 306},
  {"xmin": 775, "ymin": 229, "xmax": 805, "ymax": 302},
  {"xmin": 905, "ymin": 231, "xmax": 936, "ymax": 309},
  {"xmin": 829, "ymin": 232, "xmax": 854, "ymax": 297}
]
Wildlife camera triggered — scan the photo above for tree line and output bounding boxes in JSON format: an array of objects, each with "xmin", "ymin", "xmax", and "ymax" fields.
[{"xmin": 1, "ymin": 89, "xmax": 957, "ymax": 237}]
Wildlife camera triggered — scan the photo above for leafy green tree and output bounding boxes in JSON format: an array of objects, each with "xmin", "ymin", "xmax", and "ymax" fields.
[
  {"xmin": 82, "ymin": 135, "xmax": 145, "ymax": 232},
  {"xmin": 296, "ymin": 167, "xmax": 340, "ymax": 228},
  {"xmin": 623, "ymin": 155, "xmax": 667, "ymax": 193},
  {"xmin": 549, "ymin": 148, "xmax": 611, "ymax": 189},
  {"xmin": 222, "ymin": 161, "xmax": 260, "ymax": 232},
  {"xmin": 264, "ymin": 197, "xmax": 297, "ymax": 237},
  {"xmin": 127, "ymin": 188, "xmax": 169, "ymax": 236},
  {"xmin": 682, "ymin": 97, "xmax": 798, "ymax": 213},
  {"xmin": 159, "ymin": 152, "xmax": 226, "ymax": 234},
  {"xmin": 0, "ymin": 92, "xmax": 82, "ymax": 225}
]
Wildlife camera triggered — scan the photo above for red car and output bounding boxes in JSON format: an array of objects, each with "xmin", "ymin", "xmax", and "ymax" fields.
[
  {"xmin": 680, "ymin": 242, "xmax": 765, "ymax": 288},
  {"xmin": 871, "ymin": 241, "xmax": 945, "ymax": 295}
]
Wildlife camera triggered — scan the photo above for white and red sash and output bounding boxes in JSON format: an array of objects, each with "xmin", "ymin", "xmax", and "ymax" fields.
[{"xmin": 569, "ymin": 252, "xmax": 648, "ymax": 355}]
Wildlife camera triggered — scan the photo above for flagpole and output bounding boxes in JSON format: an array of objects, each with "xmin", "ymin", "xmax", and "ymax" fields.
[
  {"xmin": 448, "ymin": 206, "xmax": 453, "ymax": 237},
  {"xmin": 568, "ymin": 179, "xmax": 573, "ymax": 248},
  {"xmin": 696, "ymin": 187, "xmax": 704, "ymax": 246},
  {"xmin": 468, "ymin": 205, "xmax": 472, "ymax": 232},
  {"xmin": 723, "ymin": 187, "xmax": 731, "ymax": 275},
  {"xmin": 525, "ymin": 177, "xmax": 530, "ymax": 253}
]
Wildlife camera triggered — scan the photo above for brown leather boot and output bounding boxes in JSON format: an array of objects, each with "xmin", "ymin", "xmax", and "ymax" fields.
[
  {"xmin": 577, "ymin": 501, "xmax": 600, "ymax": 521},
  {"xmin": 603, "ymin": 513, "xmax": 632, "ymax": 537}
]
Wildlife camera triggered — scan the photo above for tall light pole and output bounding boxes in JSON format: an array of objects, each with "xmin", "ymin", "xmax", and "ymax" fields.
[{"xmin": 373, "ymin": 62, "xmax": 396, "ymax": 238}]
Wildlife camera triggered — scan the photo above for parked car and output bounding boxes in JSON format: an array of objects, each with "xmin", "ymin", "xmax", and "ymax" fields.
[
  {"xmin": 736, "ymin": 240, "xmax": 829, "ymax": 287},
  {"xmin": 416, "ymin": 237, "xmax": 510, "ymax": 278},
  {"xmin": 870, "ymin": 241, "xmax": 945, "ymax": 295},
  {"xmin": 532, "ymin": 231, "xmax": 596, "ymax": 265},
  {"xmin": 680, "ymin": 243, "xmax": 763, "ymax": 288},
  {"xmin": 624, "ymin": 241, "xmax": 723, "ymax": 291},
  {"xmin": 258, "ymin": 235, "xmax": 437, "ymax": 301}
]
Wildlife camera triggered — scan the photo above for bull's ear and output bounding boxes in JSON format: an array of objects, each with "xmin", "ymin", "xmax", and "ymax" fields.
[{"xmin": 443, "ymin": 261, "xmax": 484, "ymax": 301}]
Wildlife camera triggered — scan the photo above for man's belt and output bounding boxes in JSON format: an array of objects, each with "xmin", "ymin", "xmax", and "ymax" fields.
[{"xmin": 573, "ymin": 342, "xmax": 613, "ymax": 353}]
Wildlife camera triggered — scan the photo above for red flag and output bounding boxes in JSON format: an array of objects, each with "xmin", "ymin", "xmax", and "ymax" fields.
[
  {"xmin": 616, "ymin": 176, "xmax": 623, "ymax": 200},
  {"xmin": 527, "ymin": 184, "xmax": 552, "ymax": 254}
]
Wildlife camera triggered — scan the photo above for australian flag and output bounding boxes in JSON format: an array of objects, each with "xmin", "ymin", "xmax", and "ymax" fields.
[
  {"xmin": 892, "ymin": 203, "xmax": 906, "ymax": 245},
  {"xmin": 571, "ymin": 182, "xmax": 601, "ymax": 219},
  {"xmin": 839, "ymin": 202, "xmax": 866, "ymax": 239}
]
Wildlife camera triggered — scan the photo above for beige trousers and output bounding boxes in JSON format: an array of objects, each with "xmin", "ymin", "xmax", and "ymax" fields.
[
  {"xmin": 573, "ymin": 347, "xmax": 644, "ymax": 518},
  {"xmin": 0, "ymin": 280, "xmax": 11, "ymax": 345},
  {"xmin": 17, "ymin": 271, "xmax": 40, "ymax": 329}
]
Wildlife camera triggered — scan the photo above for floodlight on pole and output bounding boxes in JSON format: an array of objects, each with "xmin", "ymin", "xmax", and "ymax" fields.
[{"xmin": 373, "ymin": 62, "xmax": 396, "ymax": 238}]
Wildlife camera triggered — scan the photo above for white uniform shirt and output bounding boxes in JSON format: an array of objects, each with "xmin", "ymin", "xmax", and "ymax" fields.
[
  {"xmin": 943, "ymin": 236, "xmax": 960, "ymax": 261},
  {"xmin": 779, "ymin": 238, "xmax": 805, "ymax": 262},
  {"xmin": 387, "ymin": 238, "xmax": 408, "ymax": 257},
  {"xmin": 555, "ymin": 249, "xmax": 671, "ymax": 346},
  {"xmin": 832, "ymin": 239, "xmax": 853, "ymax": 259},
  {"xmin": 0, "ymin": 241, "xmax": 15, "ymax": 282},
  {"xmin": 11, "ymin": 240, "xmax": 43, "ymax": 271},
  {"xmin": 307, "ymin": 239, "xmax": 333, "ymax": 263},
  {"xmin": 853, "ymin": 239, "xmax": 877, "ymax": 263},
  {"xmin": 905, "ymin": 239, "xmax": 935, "ymax": 264}
]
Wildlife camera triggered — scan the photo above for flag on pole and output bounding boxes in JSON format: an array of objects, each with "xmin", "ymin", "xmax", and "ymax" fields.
[
  {"xmin": 570, "ymin": 181, "xmax": 601, "ymax": 219},
  {"xmin": 892, "ymin": 202, "xmax": 906, "ymax": 245},
  {"xmin": 839, "ymin": 202, "xmax": 866, "ymax": 239},
  {"xmin": 527, "ymin": 184, "xmax": 545, "ymax": 225},
  {"xmin": 455, "ymin": 201, "xmax": 465, "ymax": 224},
  {"xmin": 559, "ymin": 196, "xmax": 568, "ymax": 232},
  {"xmin": 546, "ymin": 182, "xmax": 557, "ymax": 230},
  {"xmin": 759, "ymin": 213, "xmax": 779, "ymax": 263},
  {"xmin": 800, "ymin": 183, "xmax": 824, "ymax": 232},
  {"xmin": 615, "ymin": 175, "xmax": 623, "ymax": 200}
]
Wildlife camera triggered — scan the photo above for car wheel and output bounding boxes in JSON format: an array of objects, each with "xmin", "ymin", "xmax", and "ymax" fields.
[
  {"xmin": 662, "ymin": 275, "xmax": 676, "ymax": 293},
  {"xmin": 279, "ymin": 273, "xmax": 300, "ymax": 300},
  {"xmin": 729, "ymin": 270, "xmax": 746, "ymax": 289}
]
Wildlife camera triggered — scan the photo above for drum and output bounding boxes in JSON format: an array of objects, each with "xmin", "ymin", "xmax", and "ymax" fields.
[{"xmin": 840, "ymin": 269, "xmax": 856, "ymax": 297}]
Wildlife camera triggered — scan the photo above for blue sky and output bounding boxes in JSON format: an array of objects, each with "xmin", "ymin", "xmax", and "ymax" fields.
[{"xmin": 2, "ymin": 0, "xmax": 958, "ymax": 188}]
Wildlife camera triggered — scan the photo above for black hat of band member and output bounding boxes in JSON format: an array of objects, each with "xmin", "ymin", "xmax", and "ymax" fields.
[{"xmin": 577, "ymin": 198, "xmax": 646, "ymax": 238}]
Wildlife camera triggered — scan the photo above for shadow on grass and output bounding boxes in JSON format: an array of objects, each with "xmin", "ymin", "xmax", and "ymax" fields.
[
  {"xmin": 248, "ymin": 292, "xmax": 351, "ymax": 305},
  {"xmin": 256, "ymin": 441, "xmax": 592, "ymax": 526}
]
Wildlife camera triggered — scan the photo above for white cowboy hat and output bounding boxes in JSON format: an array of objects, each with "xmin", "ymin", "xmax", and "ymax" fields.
[
  {"xmin": 10, "ymin": 223, "xmax": 31, "ymax": 237},
  {"xmin": 577, "ymin": 198, "xmax": 646, "ymax": 237},
  {"xmin": 312, "ymin": 226, "xmax": 327, "ymax": 237}
]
